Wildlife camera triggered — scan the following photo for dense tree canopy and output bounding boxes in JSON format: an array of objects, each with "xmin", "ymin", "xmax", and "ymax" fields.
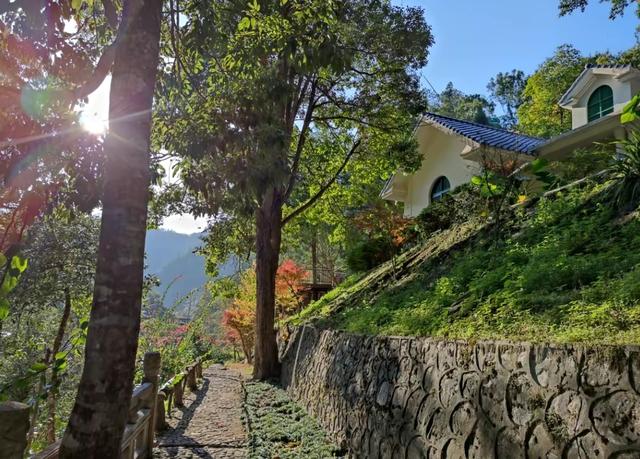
[
  {"xmin": 0, "ymin": 2, "xmax": 108, "ymax": 255},
  {"xmin": 429, "ymin": 82, "xmax": 496, "ymax": 125},
  {"xmin": 558, "ymin": 0, "xmax": 636, "ymax": 18},
  {"xmin": 154, "ymin": 0, "xmax": 432, "ymax": 378},
  {"xmin": 0, "ymin": 213, "xmax": 98, "ymax": 447},
  {"xmin": 517, "ymin": 45, "xmax": 584, "ymax": 138},
  {"xmin": 487, "ymin": 69, "xmax": 527, "ymax": 129}
]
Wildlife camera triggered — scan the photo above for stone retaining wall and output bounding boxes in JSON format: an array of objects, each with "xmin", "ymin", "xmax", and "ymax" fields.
[{"xmin": 280, "ymin": 326, "xmax": 640, "ymax": 458}]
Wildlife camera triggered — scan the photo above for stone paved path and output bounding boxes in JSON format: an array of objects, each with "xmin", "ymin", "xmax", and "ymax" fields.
[{"xmin": 153, "ymin": 364, "xmax": 247, "ymax": 459}]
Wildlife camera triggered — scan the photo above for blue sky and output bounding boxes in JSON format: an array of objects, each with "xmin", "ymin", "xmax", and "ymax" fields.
[{"xmin": 395, "ymin": 0, "xmax": 637, "ymax": 96}]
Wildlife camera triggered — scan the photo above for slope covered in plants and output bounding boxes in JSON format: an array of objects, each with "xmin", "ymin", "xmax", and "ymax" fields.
[{"xmin": 292, "ymin": 180, "xmax": 640, "ymax": 344}]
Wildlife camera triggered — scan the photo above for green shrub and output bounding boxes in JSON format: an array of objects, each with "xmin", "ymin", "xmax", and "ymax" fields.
[
  {"xmin": 549, "ymin": 145, "xmax": 613, "ymax": 182},
  {"xmin": 609, "ymin": 130, "xmax": 640, "ymax": 211},
  {"xmin": 345, "ymin": 236, "xmax": 397, "ymax": 272},
  {"xmin": 415, "ymin": 184, "xmax": 484, "ymax": 238}
]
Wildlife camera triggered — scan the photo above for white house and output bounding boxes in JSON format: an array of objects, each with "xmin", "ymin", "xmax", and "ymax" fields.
[{"xmin": 382, "ymin": 64, "xmax": 640, "ymax": 217}]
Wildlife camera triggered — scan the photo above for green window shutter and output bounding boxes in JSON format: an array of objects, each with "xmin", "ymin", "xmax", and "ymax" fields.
[{"xmin": 587, "ymin": 85, "xmax": 614, "ymax": 122}]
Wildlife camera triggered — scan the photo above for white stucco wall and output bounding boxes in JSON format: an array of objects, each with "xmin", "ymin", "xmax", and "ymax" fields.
[
  {"xmin": 571, "ymin": 75, "xmax": 638, "ymax": 129},
  {"xmin": 402, "ymin": 124, "xmax": 479, "ymax": 218}
]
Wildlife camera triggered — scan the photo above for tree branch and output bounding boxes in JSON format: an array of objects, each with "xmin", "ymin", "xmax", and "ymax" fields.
[
  {"xmin": 60, "ymin": 0, "xmax": 122, "ymax": 101},
  {"xmin": 284, "ymin": 79, "xmax": 317, "ymax": 201},
  {"xmin": 102, "ymin": 0, "xmax": 119, "ymax": 29},
  {"xmin": 290, "ymin": 76, "xmax": 311, "ymax": 125},
  {"xmin": 282, "ymin": 138, "xmax": 361, "ymax": 226},
  {"xmin": 313, "ymin": 115, "xmax": 399, "ymax": 132},
  {"xmin": 71, "ymin": 43, "xmax": 117, "ymax": 100}
]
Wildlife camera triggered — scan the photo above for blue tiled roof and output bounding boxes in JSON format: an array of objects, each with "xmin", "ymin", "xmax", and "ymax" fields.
[{"xmin": 422, "ymin": 112, "xmax": 545, "ymax": 155}]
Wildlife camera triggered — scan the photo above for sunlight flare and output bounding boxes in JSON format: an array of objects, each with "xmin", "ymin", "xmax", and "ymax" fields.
[{"xmin": 79, "ymin": 110, "xmax": 108, "ymax": 135}]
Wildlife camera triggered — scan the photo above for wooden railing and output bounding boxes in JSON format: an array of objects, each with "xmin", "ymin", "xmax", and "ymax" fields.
[
  {"xmin": 302, "ymin": 267, "xmax": 345, "ymax": 286},
  {"xmin": 155, "ymin": 359, "xmax": 202, "ymax": 431},
  {"xmin": 0, "ymin": 353, "xmax": 204, "ymax": 459}
]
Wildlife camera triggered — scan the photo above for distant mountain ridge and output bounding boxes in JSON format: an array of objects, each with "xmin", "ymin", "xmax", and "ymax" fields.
[
  {"xmin": 145, "ymin": 230, "xmax": 203, "ymax": 273},
  {"xmin": 145, "ymin": 229, "xmax": 239, "ymax": 312}
]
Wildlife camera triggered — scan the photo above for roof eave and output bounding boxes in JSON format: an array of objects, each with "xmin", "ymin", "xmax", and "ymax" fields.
[
  {"xmin": 380, "ymin": 173, "xmax": 409, "ymax": 202},
  {"xmin": 535, "ymin": 112, "xmax": 622, "ymax": 159}
]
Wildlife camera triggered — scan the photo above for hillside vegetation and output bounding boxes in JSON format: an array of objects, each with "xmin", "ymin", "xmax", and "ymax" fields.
[{"xmin": 292, "ymin": 180, "xmax": 640, "ymax": 344}]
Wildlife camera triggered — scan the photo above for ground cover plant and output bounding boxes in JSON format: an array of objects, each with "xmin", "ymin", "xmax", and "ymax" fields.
[
  {"xmin": 292, "ymin": 176, "xmax": 640, "ymax": 345},
  {"xmin": 243, "ymin": 381, "xmax": 343, "ymax": 458}
]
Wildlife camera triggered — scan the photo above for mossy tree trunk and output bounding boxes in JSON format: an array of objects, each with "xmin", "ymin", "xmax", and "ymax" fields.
[{"xmin": 59, "ymin": 0, "xmax": 161, "ymax": 455}]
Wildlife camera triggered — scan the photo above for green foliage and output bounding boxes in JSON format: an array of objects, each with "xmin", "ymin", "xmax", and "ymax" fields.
[
  {"xmin": 138, "ymin": 316, "xmax": 213, "ymax": 382},
  {"xmin": 244, "ymin": 381, "xmax": 343, "ymax": 458},
  {"xmin": 608, "ymin": 130, "xmax": 640, "ymax": 210},
  {"xmin": 0, "ymin": 213, "xmax": 98, "ymax": 448},
  {"xmin": 154, "ymin": 0, "xmax": 433, "ymax": 268},
  {"xmin": 528, "ymin": 158, "xmax": 558, "ymax": 191},
  {"xmin": 487, "ymin": 69, "xmax": 527, "ymax": 129},
  {"xmin": 430, "ymin": 82, "xmax": 495, "ymax": 125},
  {"xmin": 297, "ymin": 180, "xmax": 640, "ymax": 344},
  {"xmin": 558, "ymin": 0, "xmax": 636, "ymax": 19},
  {"xmin": 548, "ymin": 145, "xmax": 613, "ymax": 182},
  {"xmin": 415, "ymin": 185, "xmax": 484, "ymax": 238},
  {"xmin": 345, "ymin": 237, "xmax": 396, "ymax": 273},
  {"xmin": 518, "ymin": 45, "xmax": 584, "ymax": 137},
  {"xmin": 0, "ymin": 253, "xmax": 28, "ymax": 320},
  {"xmin": 288, "ymin": 274, "xmax": 362, "ymax": 325},
  {"xmin": 621, "ymin": 93, "xmax": 640, "ymax": 124},
  {"xmin": 416, "ymin": 200, "xmax": 455, "ymax": 236},
  {"xmin": 470, "ymin": 159, "xmax": 524, "ymax": 229}
]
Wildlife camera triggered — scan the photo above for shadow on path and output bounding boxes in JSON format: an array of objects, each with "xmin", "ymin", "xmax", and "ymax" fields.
[
  {"xmin": 164, "ymin": 377, "xmax": 210, "ymax": 443},
  {"xmin": 153, "ymin": 366, "xmax": 248, "ymax": 459}
]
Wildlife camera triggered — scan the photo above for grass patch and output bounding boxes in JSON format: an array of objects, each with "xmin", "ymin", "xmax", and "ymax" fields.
[
  {"xmin": 297, "ymin": 182, "xmax": 640, "ymax": 345},
  {"xmin": 244, "ymin": 380, "xmax": 344, "ymax": 458}
]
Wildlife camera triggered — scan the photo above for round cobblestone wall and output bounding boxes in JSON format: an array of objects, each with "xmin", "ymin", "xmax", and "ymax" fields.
[{"xmin": 280, "ymin": 326, "xmax": 640, "ymax": 458}]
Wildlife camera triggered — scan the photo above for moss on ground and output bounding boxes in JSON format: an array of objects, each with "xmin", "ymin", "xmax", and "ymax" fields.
[
  {"xmin": 292, "ymin": 181, "xmax": 640, "ymax": 345},
  {"xmin": 243, "ymin": 380, "xmax": 344, "ymax": 458}
]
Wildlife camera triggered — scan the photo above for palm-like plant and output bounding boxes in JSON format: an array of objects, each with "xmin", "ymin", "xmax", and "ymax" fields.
[{"xmin": 609, "ymin": 130, "xmax": 640, "ymax": 211}]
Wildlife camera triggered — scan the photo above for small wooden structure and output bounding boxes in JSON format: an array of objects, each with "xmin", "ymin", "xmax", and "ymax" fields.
[{"xmin": 299, "ymin": 267, "xmax": 345, "ymax": 305}]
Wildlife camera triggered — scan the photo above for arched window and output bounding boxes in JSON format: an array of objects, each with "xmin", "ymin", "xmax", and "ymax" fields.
[
  {"xmin": 587, "ymin": 85, "xmax": 614, "ymax": 122},
  {"xmin": 430, "ymin": 176, "xmax": 451, "ymax": 202}
]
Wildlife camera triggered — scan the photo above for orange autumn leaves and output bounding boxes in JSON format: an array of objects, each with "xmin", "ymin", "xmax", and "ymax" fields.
[
  {"xmin": 351, "ymin": 201, "xmax": 412, "ymax": 248},
  {"xmin": 222, "ymin": 259, "xmax": 307, "ymax": 363}
]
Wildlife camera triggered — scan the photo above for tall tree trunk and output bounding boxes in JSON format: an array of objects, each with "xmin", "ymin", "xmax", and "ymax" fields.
[
  {"xmin": 311, "ymin": 230, "xmax": 317, "ymax": 285},
  {"xmin": 253, "ymin": 188, "xmax": 282, "ymax": 380},
  {"xmin": 238, "ymin": 332, "xmax": 252, "ymax": 364},
  {"xmin": 46, "ymin": 287, "xmax": 73, "ymax": 443},
  {"xmin": 59, "ymin": 0, "xmax": 161, "ymax": 456}
]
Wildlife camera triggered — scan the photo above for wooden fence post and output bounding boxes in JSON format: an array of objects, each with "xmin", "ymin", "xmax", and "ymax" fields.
[
  {"xmin": 0, "ymin": 401, "xmax": 30, "ymax": 459},
  {"xmin": 142, "ymin": 352, "xmax": 161, "ymax": 456},
  {"xmin": 174, "ymin": 379, "xmax": 184, "ymax": 407},
  {"xmin": 186, "ymin": 365, "xmax": 197, "ymax": 392},
  {"xmin": 195, "ymin": 359, "xmax": 203, "ymax": 379},
  {"xmin": 155, "ymin": 391, "xmax": 167, "ymax": 431}
]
